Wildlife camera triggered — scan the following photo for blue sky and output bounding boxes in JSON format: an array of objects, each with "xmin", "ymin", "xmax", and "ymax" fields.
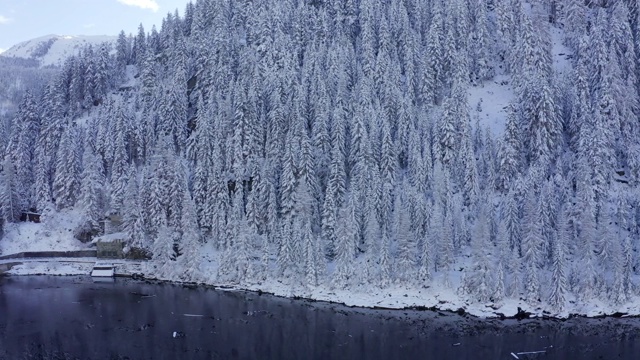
[{"xmin": 0, "ymin": 0, "xmax": 192, "ymax": 53}]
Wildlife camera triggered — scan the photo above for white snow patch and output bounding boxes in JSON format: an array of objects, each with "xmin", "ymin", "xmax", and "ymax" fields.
[
  {"xmin": 550, "ymin": 26, "xmax": 572, "ymax": 77},
  {"xmin": 120, "ymin": 65, "xmax": 139, "ymax": 88},
  {"xmin": 467, "ymin": 74, "xmax": 515, "ymax": 135}
]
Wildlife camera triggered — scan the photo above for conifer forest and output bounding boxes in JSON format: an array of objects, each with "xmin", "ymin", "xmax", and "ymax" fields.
[{"xmin": 1, "ymin": 0, "xmax": 640, "ymax": 315}]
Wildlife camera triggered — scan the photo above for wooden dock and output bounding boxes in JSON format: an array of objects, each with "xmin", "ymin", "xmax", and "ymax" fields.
[{"xmin": 91, "ymin": 263, "xmax": 115, "ymax": 277}]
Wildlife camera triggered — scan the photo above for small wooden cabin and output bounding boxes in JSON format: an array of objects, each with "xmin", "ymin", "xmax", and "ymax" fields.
[{"xmin": 20, "ymin": 211, "xmax": 41, "ymax": 223}]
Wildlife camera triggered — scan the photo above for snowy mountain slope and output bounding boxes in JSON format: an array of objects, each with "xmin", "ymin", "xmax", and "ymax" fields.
[
  {"xmin": 3, "ymin": 0, "xmax": 640, "ymax": 321},
  {"xmin": 2, "ymin": 34, "xmax": 116, "ymax": 67}
]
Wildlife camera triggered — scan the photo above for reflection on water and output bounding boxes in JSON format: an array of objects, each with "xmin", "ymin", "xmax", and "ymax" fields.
[{"xmin": 0, "ymin": 276, "xmax": 639, "ymax": 360}]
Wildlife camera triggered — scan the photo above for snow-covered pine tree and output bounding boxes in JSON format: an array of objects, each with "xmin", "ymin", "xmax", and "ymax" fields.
[
  {"xmin": 562, "ymin": 0, "xmax": 587, "ymax": 50},
  {"xmin": 549, "ymin": 205, "xmax": 568, "ymax": 311},
  {"xmin": 361, "ymin": 195, "xmax": 381, "ymax": 285},
  {"xmin": 322, "ymin": 114, "xmax": 346, "ymax": 258},
  {"xmin": 189, "ymin": 97, "xmax": 214, "ymax": 229},
  {"xmin": 7, "ymin": 90, "xmax": 40, "ymax": 210},
  {"xmin": 422, "ymin": 4, "xmax": 443, "ymax": 105},
  {"xmin": 503, "ymin": 186, "xmax": 522, "ymax": 254},
  {"xmin": 0, "ymin": 157, "xmax": 21, "ymax": 223},
  {"xmin": 132, "ymin": 24, "xmax": 146, "ymax": 66},
  {"xmin": 53, "ymin": 124, "xmax": 81, "ymax": 210},
  {"xmin": 152, "ymin": 220, "xmax": 176, "ymax": 278},
  {"xmin": 521, "ymin": 188, "xmax": 543, "ymax": 303},
  {"xmin": 220, "ymin": 184, "xmax": 252, "ymax": 284},
  {"xmin": 393, "ymin": 186, "xmax": 415, "ymax": 284},
  {"xmin": 576, "ymin": 166, "xmax": 600, "ymax": 300},
  {"xmin": 33, "ymin": 146, "xmax": 51, "ymax": 211},
  {"xmin": 428, "ymin": 199, "xmax": 444, "ymax": 273},
  {"xmin": 277, "ymin": 133, "xmax": 299, "ymax": 279},
  {"xmin": 497, "ymin": 108, "xmax": 522, "ymax": 192},
  {"xmin": 333, "ymin": 192, "xmax": 358, "ymax": 289},
  {"xmin": 418, "ymin": 211, "xmax": 434, "ymax": 286},
  {"xmin": 115, "ymin": 30, "xmax": 130, "ymax": 80},
  {"xmin": 109, "ymin": 107, "xmax": 129, "ymax": 213},
  {"xmin": 158, "ymin": 71, "xmax": 188, "ymax": 154},
  {"xmin": 178, "ymin": 187, "xmax": 202, "ymax": 282},
  {"xmin": 494, "ymin": 215, "xmax": 510, "ymax": 303},
  {"xmin": 597, "ymin": 199, "xmax": 615, "ymax": 269},
  {"xmin": 165, "ymin": 158, "xmax": 185, "ymax": 232},
  {"xmin": 144, "ymin": 156, "xmax": 167, "ymax": 237},
  {"xmin": 378, "ymin": 223, "xmax": 393, "ymax": 288},
  {"xmin": 463, "ymin": 201, "xmax": 493, "ymax": 303},
  {"xmin": 79, "ymin": 144, "xmax": 104, "ymax": 234},
  {"xmin": 123, "ymin": 165, "xmax": 148, "ymax": 253},
  {"xmin": 469, "ymin": 0, "xmax": 493, "ymax": 85},
  {"xmin": 297, "ymin": 181, "xmax": 320, "ymax": 288}
]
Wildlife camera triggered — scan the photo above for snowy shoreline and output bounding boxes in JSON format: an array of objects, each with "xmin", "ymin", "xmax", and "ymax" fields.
[{"xmin": 5, "ymin": 259, "xmax": 639, "ymax": 321}]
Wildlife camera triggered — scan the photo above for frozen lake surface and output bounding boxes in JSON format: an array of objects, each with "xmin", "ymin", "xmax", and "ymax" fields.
[{"xmin": 1, "ymin": 276, "xmax": 639, "ymax": 359}]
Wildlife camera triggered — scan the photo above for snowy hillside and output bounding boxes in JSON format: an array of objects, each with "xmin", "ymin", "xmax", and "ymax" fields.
[
  {"xmin": 2, "ymin": 34, "xmax": 116, "ymax": 67},
  {"xmin": 2, "ymin": 0, "xmax": 640, "ymax": 320}
]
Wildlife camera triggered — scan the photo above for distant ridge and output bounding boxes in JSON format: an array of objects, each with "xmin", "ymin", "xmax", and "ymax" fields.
[{"xmin": 2, "ymin": 34, "xmax": 116, "ymax": 67}]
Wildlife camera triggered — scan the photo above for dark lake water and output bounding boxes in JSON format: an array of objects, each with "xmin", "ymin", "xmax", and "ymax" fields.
[{"xmin": 0, "ymin": 276, "xmax": 639, "ymax": 359}]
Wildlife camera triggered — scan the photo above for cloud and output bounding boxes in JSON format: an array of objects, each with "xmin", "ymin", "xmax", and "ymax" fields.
[
  {"xmin": 0, "ymin": 15, "xmax": 13, "ymax": 24},
  {"xmin": 0, "ymin": 48, "xmax": 5, "ymax": 54},
  {"xmin": 116, "ymin": 0, "xmax": 159, "ymax": 12},
  {"xmin": 83, "ymin": 23, "xmax": 96, "ymax": 29}
]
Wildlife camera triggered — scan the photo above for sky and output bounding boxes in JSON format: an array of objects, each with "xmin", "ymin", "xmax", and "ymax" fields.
[{"xmin": 0, "ymin": 0, "xmax": 192, "ymax": 53}]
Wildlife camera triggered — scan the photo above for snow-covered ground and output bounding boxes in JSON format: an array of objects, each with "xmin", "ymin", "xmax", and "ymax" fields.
[
  {"xmin": 0, "ymin": 207, "xmax": 90, "ymax": 255},
  {"xmin": 2, "ymin": 258, "xmax": 144, "ymax": 276},
  {"xmin": 550, "ymin": 25, "xmax": 572, "ymax": 78},
  {"xmin": 467, "ymin": 74, "xmax": 515, "ymax": 135},
  {"xmin": 6, "ymin": 259, "xmax": 94, "ymax": 276}
]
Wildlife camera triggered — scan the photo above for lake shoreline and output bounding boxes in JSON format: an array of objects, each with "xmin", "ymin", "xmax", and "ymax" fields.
[
  {"xmin": 5, "ymin": 260, "xmax": 639, "ymax": 322},
  {"xmin": 3, "ymin": 274, "xmax": 640, "ymax": 360}
]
